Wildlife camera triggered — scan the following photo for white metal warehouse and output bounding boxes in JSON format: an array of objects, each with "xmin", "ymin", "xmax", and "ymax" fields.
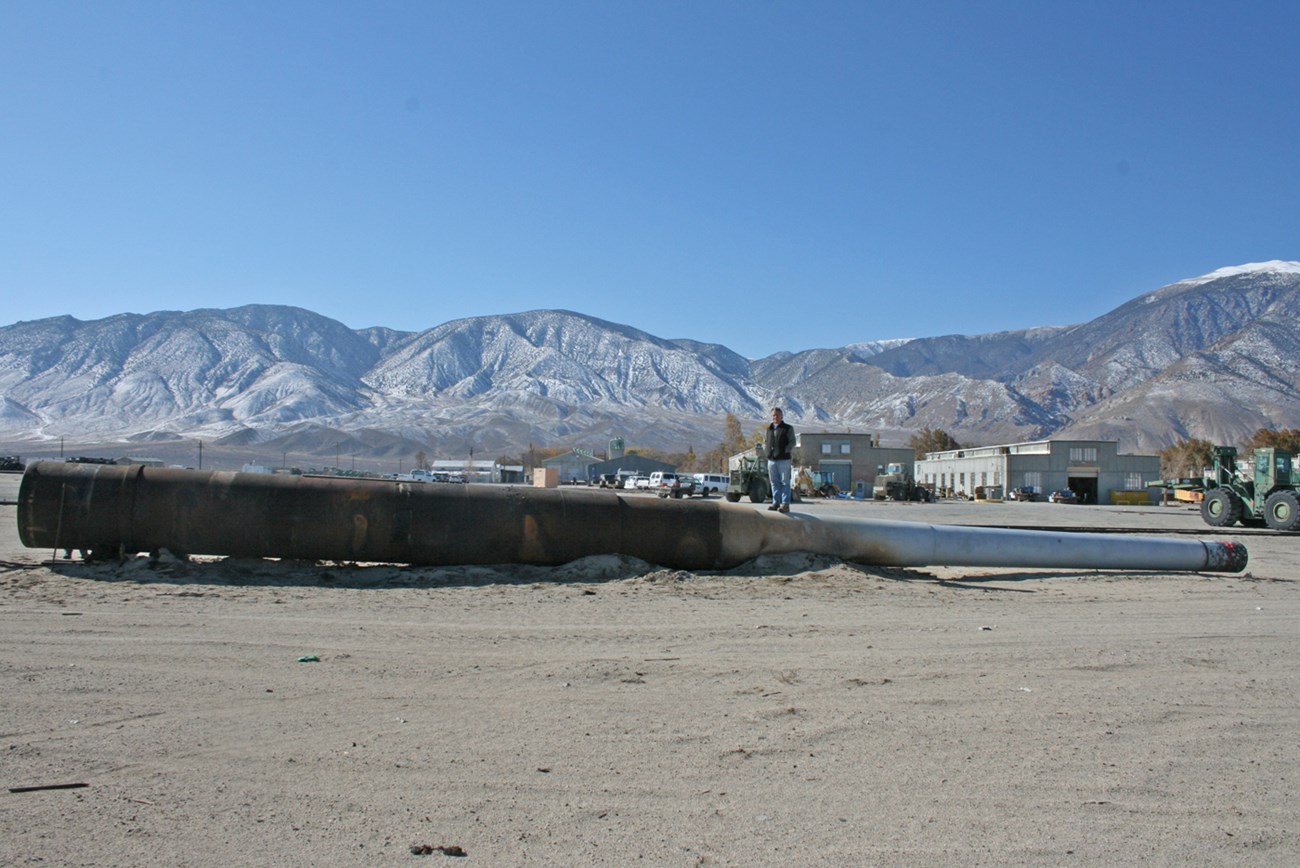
[{"xmin": 915, "ymin": 439, "xmax": 1161, "ymax": 503}]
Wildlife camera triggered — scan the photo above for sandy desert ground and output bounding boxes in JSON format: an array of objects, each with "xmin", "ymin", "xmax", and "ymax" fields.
[{"xmin": 1, "ymin": 470, "xmax": 1297, "ymax": 866}]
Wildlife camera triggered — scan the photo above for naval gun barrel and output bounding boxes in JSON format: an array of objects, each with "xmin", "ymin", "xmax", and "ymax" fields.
[{"xmin": 16, "ymin": 462, "xmax": 1247, "ymax": 573}]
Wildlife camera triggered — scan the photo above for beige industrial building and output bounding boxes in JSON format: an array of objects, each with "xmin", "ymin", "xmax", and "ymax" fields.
[
  {"xmin": 915, "ymin": 439, "xmax": 1161, "ymax": 503},
  {"xmin": 795, "ymin": 432, "xmax": 915, "ymax": 495}
]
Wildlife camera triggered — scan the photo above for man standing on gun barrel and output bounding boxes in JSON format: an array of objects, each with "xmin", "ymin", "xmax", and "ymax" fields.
[{"xmin": 764, "ymin": 407, "xmax": 795, "ymax": 513}]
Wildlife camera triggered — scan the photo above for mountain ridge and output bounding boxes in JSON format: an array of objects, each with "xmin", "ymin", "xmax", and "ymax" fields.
[{"xmin": 1, "ymin": 262, "xmax": 1298, "ymax": 461}]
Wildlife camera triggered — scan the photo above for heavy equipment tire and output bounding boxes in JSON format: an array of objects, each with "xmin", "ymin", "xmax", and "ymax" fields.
[
  {"xmin": 724, "ymin": 492, "xmax": 740, "ymax": 503},
  {"xmin": 1263, "ymin": 490, "xmax": 1300, "ymax": 531},
  {"xmin": 747, "ymin": 479, "xmax": 767, "ymax": 503},
  {"xmin": 1201, "ymin": 488, "xmax": 1243, "ymax": 527}
]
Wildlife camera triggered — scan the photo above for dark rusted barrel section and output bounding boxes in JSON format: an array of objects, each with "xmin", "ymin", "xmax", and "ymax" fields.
[
  {"xmin": 16, "ymin": 461, "xmax": 1248, "ymax": 572},
  {"xmin": 17, "ymin": 462, "xmax": 726, "ymax": 568}
]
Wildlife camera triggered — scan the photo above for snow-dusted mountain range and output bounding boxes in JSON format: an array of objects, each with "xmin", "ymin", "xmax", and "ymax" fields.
[{"xmin": 1, "ymin": 261, "xmax": 1298, "ymax": 462}]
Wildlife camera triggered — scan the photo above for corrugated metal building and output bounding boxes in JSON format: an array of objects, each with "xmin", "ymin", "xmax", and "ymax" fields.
[
  {"xmin": 430, "ymin": 459, "xmax": 499, "ymax": 483},
  {"xmin": 915, "ymin": 439, "xmax": 1161, "ymax": 503},
  {"xmin": 540, "ymin": 453, "xmax": 600, "ymax": 484},
  {"xmin": 587, "ymin": 454, "xmax": 675, "ymax": 481}
]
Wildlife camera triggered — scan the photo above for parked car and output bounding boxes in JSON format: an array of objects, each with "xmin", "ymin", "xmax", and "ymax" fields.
[
  {"xmin": 656, "ymin": 473, "xmax": 698, "ymax": 499},
  {"xmin": 400, "ymin": 469, "xmax": 432, "ymax": 483},
  {"xmin": 648, "ymin": 471, "xmax": 672, "ymax": 488},
  {"xmin": 648, "ymin": 471, "xmax": 682, "ymax": 492},
  {"xmin": 693, "ymin": 473, "xmax": 728, "ymax": 496},
  {"xmin": 1048, "ymin": 489, "xmax": 1079, "ymax": 504},
  {"xmin": 633, "ymin": 475, "xmax": 651, "ymax": 490},
  {"xmin": 1008, "ymin": 486, "xmax": 1040, "ymax": 502}
]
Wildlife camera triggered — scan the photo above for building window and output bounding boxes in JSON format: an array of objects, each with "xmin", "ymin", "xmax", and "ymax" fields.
[
  {"xmin": 1069, "ymin": 447, "xmax": 1098, "ymax": 463},
  {"xmin": 1024, "ymin": 471, "xmax": 1042, "ymax": 490},
  {"xmin": 821, "ymin": 443, "xmax": 832, "ymax": 455},
  {"xmin": 1125, "ymin": 472, "xmax": 1143, "ymax": 490},
  {"xmin": 839, "ymin": 443, "xmax": 851, "ymax": 455}
]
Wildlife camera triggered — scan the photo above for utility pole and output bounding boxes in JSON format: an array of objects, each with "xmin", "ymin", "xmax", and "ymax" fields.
[{"xmin": 198, "ymin": 441, "xmax": 203, "ymax": 470}]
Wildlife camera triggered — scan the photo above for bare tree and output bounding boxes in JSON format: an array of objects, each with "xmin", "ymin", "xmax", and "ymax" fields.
[
  {"xmin": 908, "ymin": 427, "xmax": 961, "ymax": 459},
  {"xmin": 1241, "ymin": 427, "xmax": 1300, "ymax": 453},
  {"xmin": 1159, "ymin": 438, "xmax": 1213, "ymax": 478},
  {"xmin": 721, "ymin": 412, "xmax": 748, "ymax": 455}
]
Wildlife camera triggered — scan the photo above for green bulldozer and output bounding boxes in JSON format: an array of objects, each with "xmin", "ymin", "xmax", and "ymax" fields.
[{"xmin": 1200, "ymin": 446, "xmax": 1300, "ymax": 531}]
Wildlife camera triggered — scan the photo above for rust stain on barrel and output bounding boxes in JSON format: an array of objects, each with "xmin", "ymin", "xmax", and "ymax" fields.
[
  {"xmin": 351, "ymin": 514, "xmax": 368, "ymax": 554},
  {"xmin": 520, "ymin": 514, "xmax": 545, "ymax": 562}
]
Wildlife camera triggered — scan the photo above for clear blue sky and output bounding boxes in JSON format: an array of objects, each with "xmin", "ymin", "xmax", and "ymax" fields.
[{"xmin": 3, "ymin": 1, "xmax": 1297, "ymax": 358}]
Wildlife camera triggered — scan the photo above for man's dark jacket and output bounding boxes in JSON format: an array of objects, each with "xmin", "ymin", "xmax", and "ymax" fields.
[{"xmin": 764, "ymin": 421, "xmax": 794, "ymax": 461}]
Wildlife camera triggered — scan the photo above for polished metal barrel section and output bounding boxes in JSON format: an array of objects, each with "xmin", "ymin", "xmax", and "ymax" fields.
[
  {"xmin": 17, "ymin": 462, "xmax": 1248, "ymax": 573},
  {"xmin": 717, "ymin": 511, "xmax": 1248, "ymax": 573}
]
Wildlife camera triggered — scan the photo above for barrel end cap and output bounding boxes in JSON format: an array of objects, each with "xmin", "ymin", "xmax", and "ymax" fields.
[{"xmin": 1204, "ymin": 540, "xmax": 1248, "ymax": 573}]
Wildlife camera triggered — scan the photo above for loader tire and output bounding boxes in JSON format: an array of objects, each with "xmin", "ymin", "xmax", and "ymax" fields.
[
  {"xmin": 1263, "ymin": 490, "xmax": 1300, "ymax": 531},
  {"xmin": 1201, "ymin": 488, "xmax": 1242, "ymax": 527}
]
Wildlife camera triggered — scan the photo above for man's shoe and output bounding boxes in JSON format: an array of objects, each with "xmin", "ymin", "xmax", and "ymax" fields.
[
  {"xmin": 767, "ymin": 504, "xmax": 780, "ymax": 511},
  {"xmin": 779, "ymin": 504, "xmax": 790, "ymax": 513}
]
